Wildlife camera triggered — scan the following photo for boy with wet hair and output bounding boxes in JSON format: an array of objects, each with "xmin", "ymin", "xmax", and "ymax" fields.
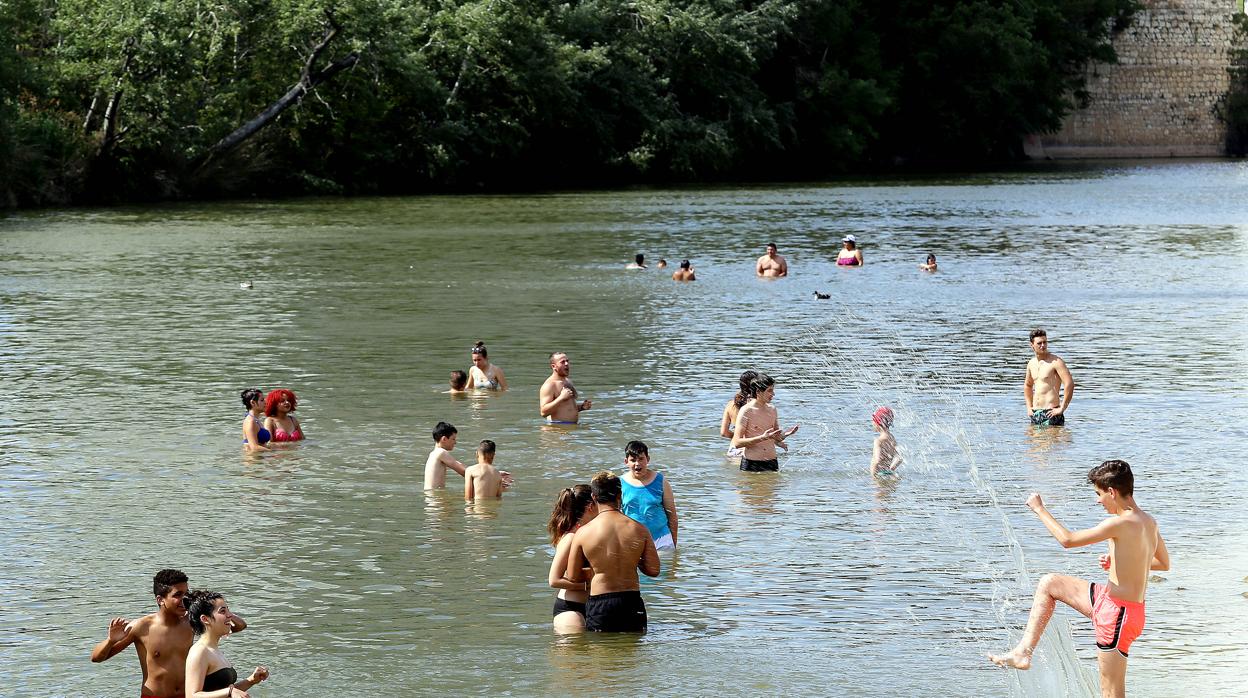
[
  {"xmin": 465, "ymin": 439, "xmax": 505, "ymax": 500},
  {"xmin": 989, "ymin": 460, "xmax": 1169, "ymax": 698},
  {"xmin": 447, "ymin": 370, "xmax": 468, "ymax": 393},
  {"xmin": 91, "ymin": 569, "xmax": 247, "ymax": 698},
  {"xmin": 424, "ymin": 421, "xmax": 466, "ymax": 489}
]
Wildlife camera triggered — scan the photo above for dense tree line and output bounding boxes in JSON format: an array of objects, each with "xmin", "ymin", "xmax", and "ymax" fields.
[{"xmin": 0, "ymin": 0, "xmax": 1137, "ymax": 207}]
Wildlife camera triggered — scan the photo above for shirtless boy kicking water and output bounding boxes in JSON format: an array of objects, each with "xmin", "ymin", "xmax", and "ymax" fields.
[
  {"xmin": 91, "ymin": 569, "xmax": 247, "ymax": 698},
  {"xmin": 565, "ymin": 471, "xmax": 660, "ymax": 632},
  {"xmin": 1024, "ymin": 328, "xmax": 1075, "ymax": 426},
  {"xmin": 989, "ymin": 460, "xmax": 1169, "ymax": 698}
]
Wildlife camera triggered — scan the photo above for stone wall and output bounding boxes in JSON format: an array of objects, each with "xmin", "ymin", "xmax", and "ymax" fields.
[{"xmin": 1026, "ymin": 0, "xmax": 1240, "ymax": 158}]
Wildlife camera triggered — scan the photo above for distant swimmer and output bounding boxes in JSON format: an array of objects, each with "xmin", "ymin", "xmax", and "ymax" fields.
[
  {"xmin": 720, "ymin": 370, "xmax": 758, "ymax": 458},
  {"xmin": 870, "ymin": 407, "xmax": 901, "ymax": 477},
  {"xmin": 656, "ymin": 259, "xmax": 668, "ymax": 269},
  {"xmin": 756, "ymin": 243, "xmax": 788, "ymax": 277},
  {"xmin": 464, "ymin": 440, "xmax": 504, "ymax": 500},
  {"xmin": 547, "ymin": 484, "xmax": 598, "ymax": 633},
  {"xmin": 837, "ymin": 235, "xmax": 863, "ymax": 266},
  {"xmin": 466, "ymin": 341, "xmax": 507, "ymax": 390},
  {"xmin": 184, "ymin": 590, "xmax": 268, "ymax": 698},
  {"xmin": 91, "ymin": 569, "xmax": 248, "ymax": 698},
  {"xmin": 565, "ymin": 471, "xmax": 660, "ymax": 632},
  {"xmin": 447, "ymin": 370, "xmax": 469, "ymax": 394},
  {"xmin": 919, "ymin": 253, "xmax": 938, "ymax": 272},
  {"xmin": 672, "ymin": 259, "xmax": 696, "ymax": 281},
  {"xmin": 240, "ymin": 389, "xmax": 271, "ymax": 452},
  {"xmin": 263, "ymin": 388, "xmax": 304, "ymax": 442},
  {"xmin": 731, "ymin": 373, "xmax": 799, "ymax": 471},
  {"xmin": 989, "ymin": 460, "xmax": 1169, "ymax": 698},
  {"xmin": 620, "ymin": 441, "xmax": 678, "ymax": 550},
  {"xmin": 539, "ymin": 352, "xmax": 592, "ymax": 424},
  {"xmin": 1024, "ymin": 328, "xmax": 1074, "ymax": 426},
  {"xmin": 626, "ymin": 253, "xmax": 647, "ymax": 270}
]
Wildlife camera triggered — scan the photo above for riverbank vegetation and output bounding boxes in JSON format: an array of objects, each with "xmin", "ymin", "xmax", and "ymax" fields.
[{"xmin": 1, "ymin": 0, "xmax": 1137, "ymax": 208}]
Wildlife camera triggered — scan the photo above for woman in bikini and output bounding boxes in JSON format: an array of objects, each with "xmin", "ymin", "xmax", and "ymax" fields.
[
  {"xmin": 466, "ymin": 341, "xmax": 507, "ymax": 391},
  {"xmin": 263, "ymin": 388, "xmax": 303, "ymax": 443},
  {"xmin": 547, "ymin": 485, "xmax": 598, "ymax": 633},
  {"xmin": 720, "ymin": 370, "xmax": 758, "ymax": 458},
  {"xmin": 837, "ymin": 235, "xmax": 864, "ymax": 266},
  {"xmin": 240, "ymin": 389, "xmax": 271, "ymax": 452},
  {"xmin": 184, "ymin": 590, "xmax": 268, "ymax": 698}
]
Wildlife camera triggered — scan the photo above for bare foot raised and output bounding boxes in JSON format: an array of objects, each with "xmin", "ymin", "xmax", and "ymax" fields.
[{"xmin": 988, "ymin": 648, "xmax": 1032, "ymax": 670}]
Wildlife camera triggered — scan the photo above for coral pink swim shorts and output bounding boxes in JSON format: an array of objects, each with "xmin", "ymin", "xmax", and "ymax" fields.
[{"xmin": 1089, "ymin": 582, "xmax": 1146, "ymax": 657}]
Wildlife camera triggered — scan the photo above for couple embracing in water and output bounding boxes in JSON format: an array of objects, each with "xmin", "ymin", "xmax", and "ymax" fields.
[
  {"xmin": 92, "ymin": 569, "xmax": 268, "ymax": 698},
  {"xmin": 546, "ymin": 441, "xmax": 677, "ymax": 633}
]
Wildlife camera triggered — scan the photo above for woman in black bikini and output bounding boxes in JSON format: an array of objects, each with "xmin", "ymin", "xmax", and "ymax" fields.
[
  {"xmin": 547, "ymin": 485, "xmax": 598, "ymax": 633},
  {"xmin": 184, "ymin": 590, "xmax": 268, "ymax": 698}
]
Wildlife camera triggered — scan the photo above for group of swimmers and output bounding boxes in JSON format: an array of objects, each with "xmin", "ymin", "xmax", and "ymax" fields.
[
  {"xmin": 92, "ymin": 569, "xmax": 268, "ymax": 698},
  {"xmin": 199, "ymin": 260, "xmax": 1153, "ymax": 697},
  {"xmin": 239, "ymin": 388, "xmax": 305, "ymax": 452}
]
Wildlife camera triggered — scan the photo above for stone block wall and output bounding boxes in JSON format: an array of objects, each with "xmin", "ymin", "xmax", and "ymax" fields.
[{"xmin": 1027, "ymin": 0, "xmax": 1240, "ymax": 158}]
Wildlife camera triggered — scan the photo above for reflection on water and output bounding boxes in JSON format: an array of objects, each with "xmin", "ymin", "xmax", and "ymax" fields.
[{"xmin": 2, "ymin": 161, "xmax": 1247, "ymax": 696}]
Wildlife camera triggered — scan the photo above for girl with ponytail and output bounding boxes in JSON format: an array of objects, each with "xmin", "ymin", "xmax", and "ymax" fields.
[{"xmin": 546, "ymin": 484, "xmax": 597, "ymax": 633}]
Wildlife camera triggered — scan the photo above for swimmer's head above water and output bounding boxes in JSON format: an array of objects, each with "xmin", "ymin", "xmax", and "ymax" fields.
[
  {"xmin": 240, "ymin": 388, "xmax": 263, "ymax": 411},
  {"xmin": 548, "ymin": 484, "xmax": 594, "ymax": 544},
  {"xmin": 264, "ymin": 388, "xmax": 298, "ymax": 416},
  {"xmin": 432, "ymin": 421, "xmax": 458, "ymax": 447},
  {"xmin": 449, "ymin": 370, "xmax": 468, "ymax": 391},
  {"xmin": 590, "ymin": 470, "xmax": 622, "ymax": 507},
  {"xmin": 872, "ymin": 406, "xmax": 895, "ymax": 430},
  {"xmin": 184, "ymin": 589, "xmax": 225, "ymax": 636},
  {"xmin": 477, "ymin": 439, "xmax": 496, "ymax": 462}
]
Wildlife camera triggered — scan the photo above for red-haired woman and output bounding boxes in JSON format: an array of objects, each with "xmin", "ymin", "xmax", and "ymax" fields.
[{"xmin": 263, "ymin": 389, "xmax": 304, "ymax": 443}]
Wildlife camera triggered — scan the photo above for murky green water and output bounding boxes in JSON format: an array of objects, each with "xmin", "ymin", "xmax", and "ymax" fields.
[{"xmin": 3, "ymin": 161, "xmax": 1247, "ymax": 697}]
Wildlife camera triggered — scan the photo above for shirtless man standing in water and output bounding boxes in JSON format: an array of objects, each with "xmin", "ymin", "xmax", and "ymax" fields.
[
  {"xmin": 91, "ymin": 569, "xmax": 247, "ymax": 698},
  {"xmin": 565, "ymin": 471, "xmax": 660, "ymax": 632},
  {"xmin": 756, "ymin": 243, "xmax": 788, "ymax": 277},
  {"xmin": 539, "ymin": 352, "xmax": 592, "ymax": 424},
  {"xmin": 1025, "ymin": 328, "xmax": 1075, "ymax": 426}
]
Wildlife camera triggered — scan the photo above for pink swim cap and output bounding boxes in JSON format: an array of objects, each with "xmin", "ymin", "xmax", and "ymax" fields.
[{"xmin": 872, "ymin": 407, "xmax": 895, "ymax": 429}]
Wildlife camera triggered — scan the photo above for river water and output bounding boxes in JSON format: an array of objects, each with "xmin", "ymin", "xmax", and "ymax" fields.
[{"xmin": 2, "ymin": 160, "xmax": 1246, "ymax": 697}]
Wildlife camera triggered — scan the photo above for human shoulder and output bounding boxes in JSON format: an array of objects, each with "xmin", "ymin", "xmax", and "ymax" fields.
[{"xmin": 128, "ymin": 613, "xmax": 158, "ymax": 637}]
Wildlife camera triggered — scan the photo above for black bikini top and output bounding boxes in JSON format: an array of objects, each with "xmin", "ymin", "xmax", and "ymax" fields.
[{"xmin": 203, "ymin": 666, "xmax": 238, "ymax": 692}]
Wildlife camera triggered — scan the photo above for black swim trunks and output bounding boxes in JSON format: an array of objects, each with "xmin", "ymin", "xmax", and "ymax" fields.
[
  {"xmin": 585, "ymin": 590, "xmax": 647, "ymax": 632},
  {"xmin": 1030, "ymin": 409, "xmax": 1066, "ymax": 427},
  {"xmin": 553, "ymin": 596, "xmax": 586, "ymax": 617},
  {"xmin": 740, "ymin": 457, "xmax": 779, "ymax": 472}
]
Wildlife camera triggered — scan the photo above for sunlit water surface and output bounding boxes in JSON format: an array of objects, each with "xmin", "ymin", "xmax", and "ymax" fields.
[{"xmin": 2, "ymin": 161, "xmax": 1247, "ymax": 697}]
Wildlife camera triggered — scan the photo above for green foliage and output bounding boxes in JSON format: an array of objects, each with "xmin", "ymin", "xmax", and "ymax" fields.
[{"xmin": 1, "ymin": 0, "xmax": 1139, "ymax": 206}]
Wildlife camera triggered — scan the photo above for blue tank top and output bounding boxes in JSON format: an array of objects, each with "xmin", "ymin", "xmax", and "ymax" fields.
[{"xmin": 621, "ymin": 472, "xmax": 670, "ymax": 542}]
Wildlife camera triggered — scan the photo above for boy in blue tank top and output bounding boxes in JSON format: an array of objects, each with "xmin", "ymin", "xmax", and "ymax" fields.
[{"xmin": 619, "ymin": 440, "xmax": 679, "ymax": 550}]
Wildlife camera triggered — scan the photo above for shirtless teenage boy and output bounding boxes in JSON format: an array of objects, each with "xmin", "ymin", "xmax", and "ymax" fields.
[
  {"xmin": 731, "ymin": 373, "xmax": 799, "ymax": 471},
  {"xmin": 424, "ymin": 421, "xmax": 466, "ymax": 489},
  {"xmin": 672, "ymin": 259, "xmax": 696, "ymax": 281},
  {"xmin": 464, "ymin": 439, "xmax": 504, "ymax": 500},
  {"xmin": 539, "ymin": 352, "xmax": 592, "ymax": 424},
  {"xmin": 91, "ymin": 569, "xmax": 247, "ymax": 698},
  {"xmin": 1025, "ymin": 328, "xmax": 1075, "ymax": 426},
  {"xmin": 565, "ymin": 471, "xmax": 660, "ymax": 632},
  {"xmin": 756, "ymin": 243, "xmax": 788, "ymax": 278},
  {"xmin": 989, "ymin": 460, "xmax": 1169, "ymax": 698}
]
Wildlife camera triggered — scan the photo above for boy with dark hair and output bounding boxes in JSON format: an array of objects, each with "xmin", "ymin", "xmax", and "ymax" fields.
[
  {"xmin": 620, "ymin": 440, "xmax": 678, "ymax": 550},
  {"xmin": 424, "ymin": 422, "xmax": 466, "ymax": 489},
  {"xmin": 465, "ymin": 439, "xmax": 504, "ymax": 500},
  {"xmin": 447, "ymin": 370, "xmax": 468, "ymax": 393},
  {"xmin": 566, "ymin": 471, "xmax": 660, "ymax": 632},
  {"xmin": 990, "ymin": 460, "xmax": 1169, "ymax": 698},
  {"xmin": 91, "ymin": 569, "xmax": 246, "ymax": 698}
]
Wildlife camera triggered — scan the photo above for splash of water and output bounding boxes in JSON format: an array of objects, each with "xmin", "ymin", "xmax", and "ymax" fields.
[{"xmin": 794, "ymin": 311, "xmax": 1098, "ymax": 697}]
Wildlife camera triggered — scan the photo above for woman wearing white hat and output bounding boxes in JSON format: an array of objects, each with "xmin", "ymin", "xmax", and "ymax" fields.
[{"xmin": 837, "ymin": 235, "xmax": 864, "ymax": 266}]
